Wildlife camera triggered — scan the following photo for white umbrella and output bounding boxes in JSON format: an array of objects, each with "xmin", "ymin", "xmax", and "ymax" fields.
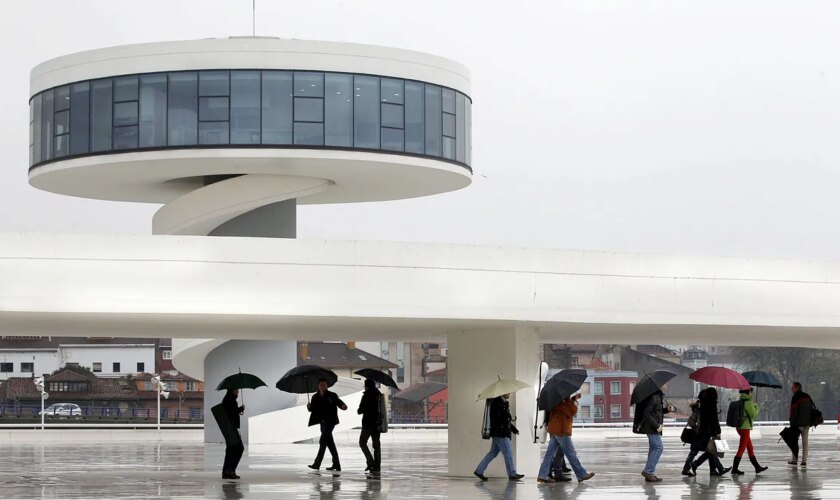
[{"xmin": 476, "ymin": 376, "xmax": 531, "ymax": 401}]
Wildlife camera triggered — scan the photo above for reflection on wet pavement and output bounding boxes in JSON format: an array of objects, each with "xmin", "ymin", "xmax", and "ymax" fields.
[{"xmin": 0, "ymin": 435, "xmax": 837, "ymax": 498}]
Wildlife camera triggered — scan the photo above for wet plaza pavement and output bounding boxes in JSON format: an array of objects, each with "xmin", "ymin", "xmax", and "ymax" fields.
[{"xmin": 0, "ymin": 434, "xmax": 838, "ymax": 499}]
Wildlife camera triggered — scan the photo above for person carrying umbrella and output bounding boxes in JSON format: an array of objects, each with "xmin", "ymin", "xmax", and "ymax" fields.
[
  {"xmin": 215, "ymin": 370, "xmax": 266, "ymax": 480},
  {"xmin": 221, "ymin": 388, "xmax": 246, "ymax": 479},
  {"xmin": 473, "ymin": 377, "xmax": 529, "ymax": 482},
  {"xmin": 355, "ymin": 368, "xmax": 397, "ymax": 474},
  {"xmin": 307, "ymin": 378, "xmax": 348, "ymax": 472},
  {"xmin": 731, "ymin": 387, "xmax": 768, "ymax": 475},
  {"xmin": 537, "ymin": 393, "xmax": 595, "ymax": 484},
  {"xmin": 632, "ymin": 370, "xmax": 676, "ymax": 483},
  {"xmin": 788, "ymin": 381, "xmax": 814, "ymax": 467}
]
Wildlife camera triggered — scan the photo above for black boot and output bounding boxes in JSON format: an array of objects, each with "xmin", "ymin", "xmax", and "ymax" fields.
[
  {"xmin": 731, "ymin": 457, "xmax": 745, "ymax": 475},
  {"xmin": 749, "ymin": 456, "xmax": 768, "ymax": 473}
]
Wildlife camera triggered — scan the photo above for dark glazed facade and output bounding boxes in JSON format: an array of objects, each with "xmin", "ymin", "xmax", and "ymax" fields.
[{"xmin": 29, "ymin": 70, "xmax": 472, "ymax": 170}]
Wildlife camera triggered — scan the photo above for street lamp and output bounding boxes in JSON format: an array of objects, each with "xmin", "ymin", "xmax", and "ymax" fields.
[
  {"xmin": 151, "ymin": 375, "xmax": 170, "ymax": 431},
  {"xmin": 33, "ymin": 376, "xmax": 47, "ymax": 430}
]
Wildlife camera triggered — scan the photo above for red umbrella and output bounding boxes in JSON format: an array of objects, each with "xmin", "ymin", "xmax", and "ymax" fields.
[{"xmin": 689, "ymin": 366, "xmax": 751, "ymax": 390}]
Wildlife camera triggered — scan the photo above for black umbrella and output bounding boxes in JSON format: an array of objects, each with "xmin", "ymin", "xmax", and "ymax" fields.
[
  {"xmin": 631, "ymin": 369, "xmax": 678, "ymax": 405},
  {"xmin": 538, "ymin": 369, "xmax": 588, "ymax": 411},
  {"xmin": 779, "ymin": 426, "xmax": 799, "ymax": 458},
  {"xmin": 276, "ymin": 365, "xmax": 338, "ymax": 402},
  {"xmin": 741, "ymin": 370, "xmax": 782, "ymax": 389},
  {"xmin": 354, "ymin": 368, "xmax": 399, "ymax": 390},
  {"xmin": 215, "ymin": 369, "xmax": 267, "ymax": 404}
]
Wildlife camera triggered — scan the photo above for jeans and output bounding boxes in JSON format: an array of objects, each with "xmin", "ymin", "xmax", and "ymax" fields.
[
  {"xmin": 539, "ymin": 435, "xmax": 588, "ymax": 480},
  {"xmin": 644, "ymin": 433, "xmax": 663, "ymax": 475},
  {"xmin": 359, "ymin": 427, "xmax": 381, "ymax": 469},
  {"xmin": 551, "ymin": 445, "xmax": 568, "ymax": 477},
  {"xmin": 475, "ymin": 437, "xmax": 516, "ymax": 476},
  {"xmin": 223, "ymin": 431, "xmax": 244, "ymax": 473},
  {"xmin": 313, "ymin": 423, "xmax": 340, "ymax": 468}
]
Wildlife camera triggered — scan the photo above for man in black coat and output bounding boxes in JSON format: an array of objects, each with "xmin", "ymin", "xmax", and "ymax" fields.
[
  {"xmin": 222, "ymin": 388, "xmax": 245, "ymax": 479},
  {"xmin": 788, "ymin": 381, "xmax": 814, "ymax": 466},
  {"xmin": 633, "ymin": 385, "xmax": 674, "ymax": 483},
  {"xmin": 473, "ymin": 394, "xmax": 525, "ymax": 481},
  {"xmin": 307, "ymin": 378, "xmax": 347, "ymax": 471},
  {"xmin": 357, "ymin": 378, "xmax": 383, "ymax": 472}
]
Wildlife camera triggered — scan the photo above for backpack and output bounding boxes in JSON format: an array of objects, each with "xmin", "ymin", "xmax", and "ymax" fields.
[{"xmin": 726, "ymin": 400, "xmax": 745, "ymax": 428}]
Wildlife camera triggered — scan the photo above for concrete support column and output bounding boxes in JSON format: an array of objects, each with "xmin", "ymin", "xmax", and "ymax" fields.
[{"xmin": 447, "ymin": 327, "xmax": 540, "ymax": 477}]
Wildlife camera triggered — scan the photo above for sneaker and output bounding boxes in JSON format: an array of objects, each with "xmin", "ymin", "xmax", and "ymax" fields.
[
  {"xmin": 474, "ymin": 471, "xmax": 488, "ymax": 482},
  {"xmin": 307, "ymin": 464, "xmax": 319, "ymax": 471},
  {"xmin": 578, "ymin": 472, "xmax": 595, "ymax": 482},
  {"xmin": 326, "ymin": 466, "xmax": 341, "ymax": 472},
  {"xmin": 642, "ymin": 472, "xmax": 662, "ymax": 483},
  {"xmin": 800, "ymin": 462, "xmax": 807, "ymax": 468},
  {"xmin": 537, "ymin": 477, "xmax": 555, "ymax": 484},
  {"xmin": 681, "ymin": 469, "xmax": 695, "ymax": 477},
  {"xmin": 719, "ymin": 467, "xmax": 732, "ymax": 476},
  {"xmin": 509, "ymin": 473, "xmax": 525, "ymax": 481},
  {"xmin": 787, "ymin": 460, "xmax": 797, "ymax": 465}
]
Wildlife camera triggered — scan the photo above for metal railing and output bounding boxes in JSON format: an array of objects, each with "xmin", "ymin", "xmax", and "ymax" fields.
[{"xmin": 0, "ymin": 405, "xmax": 203, "ymax": 422}]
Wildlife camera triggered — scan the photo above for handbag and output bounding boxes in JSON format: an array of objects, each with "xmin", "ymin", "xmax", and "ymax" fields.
[
  {"xmin": 811, "ymin": 405, "xmax": 824, "ymax": 428},
  {"xmin": 705, "ymin": 438, "xmax": 729, "ymax": 458},
  {"xmin": 680, "ymin": 426, "xmax": 698, "ymax": 445}
]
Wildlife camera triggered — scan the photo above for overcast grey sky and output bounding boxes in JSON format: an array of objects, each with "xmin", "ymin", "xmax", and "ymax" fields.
[{"xmin": 2, "ymin": 1, "xmax": 839, "ymax": 260}]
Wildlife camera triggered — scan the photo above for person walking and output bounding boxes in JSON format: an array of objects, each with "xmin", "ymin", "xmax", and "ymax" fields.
[
  {"xmin": 307, "ymin": 378, "xmax": 348, "ymax": 472},
  {"xmin": 221, "ymin": 388, "xmax": 245, "ymax": 479},
  {"xmin": 681, "ymin": 389, "xmax": 705, "ymax": 477},
  {"xmin": 634, "ymin": 384, "xmax": 673, "ymax": 482},
  {"xmin": 690, "ymin": 387, "xmax": 731, "ymax": 477},
  {"xmin": 731, "ymin": 388, "xmax": 768, "ymax": 475},
  {"xmin": 537, "ymin": 394, "xmax": 595, "ymax": 483},
  {"xmin": 473, "ymin": 393, "xmax": 525, "ymax": 481},
  {"xmin": 788, "ymin": 382, "xmax": 814, "ymax": 467},
  {"xmin": 358, "ymin": 379, "xmax": 383, "ymax": 473}
]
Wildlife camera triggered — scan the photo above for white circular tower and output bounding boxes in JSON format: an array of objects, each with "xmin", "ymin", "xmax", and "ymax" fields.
[{"xmin": 28, "ymin": 37, "xmax": 472, "ymax": 237}]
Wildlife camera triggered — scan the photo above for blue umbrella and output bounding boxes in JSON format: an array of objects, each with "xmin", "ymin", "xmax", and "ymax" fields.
[{"xmin": 741, "ymin": 370, "xmax": 782, "ymax": 389}]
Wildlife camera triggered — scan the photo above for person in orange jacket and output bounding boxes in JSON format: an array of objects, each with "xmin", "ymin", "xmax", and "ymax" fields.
[{"xmin": 537, "ymin": 394, "xmax": 595, "ymax": 483}]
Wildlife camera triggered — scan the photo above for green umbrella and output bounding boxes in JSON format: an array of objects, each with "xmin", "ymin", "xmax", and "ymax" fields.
[{"xmin": 215, "ymin": 369, "xmax": 267, "ymax": 404}]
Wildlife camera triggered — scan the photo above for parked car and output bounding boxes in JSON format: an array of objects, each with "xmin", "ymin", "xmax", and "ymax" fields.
[{"xmin": 39, "ymin": 403, "xmax": 82, "ymax": 418}]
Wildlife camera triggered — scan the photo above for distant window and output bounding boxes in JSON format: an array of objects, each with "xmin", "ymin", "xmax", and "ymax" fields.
[
  {"xmin": 593, "ymin": 382, "xmax": 604, "ymax": 395},
  {"xmin": 144, "ymin": 381, "xmax": 153, "ymax": 391},
  {"xmin": 610, "ymin": 381, "xmax": 621, "ymax": 395},
  {"xmin": 570, "ymin": 356, "xmax": 579, "ymax": 366},
  {"xmin": 610, "ymin": 404, "xmax": 622, "ymax": 419},
  {"xmin": 49, "ymin": 382, "xmax": 89, "ymax": 392},
  {"xmin": 629, "ymin": 382, "xmax": 635, "ymax": 394},
  {"xmin": 162, "ymin": 350, "xmax": 172, "ymax": 360},
  {"xmin": 594, "ymin": 405, "xmax": 604, "ymax": 419},
  {"xmin": 186, "ymin": 381, "xmax": 196, "ymax": 391},
  {"xmin": 579, "ymin": 382, "xmax": 590, "ymax": 395},
  {"xmin": 92, "ymin": 362, "xmax": 102, "ymax": 373},
  {"xmin": 579, "ymin": 406, "xmax": 591, "ymax": 419},
  {"xmin": 137, "ymin": 362, "xmax": 145, "ymax": 373},
  {"xmin": 21, "ymin": 363, "xmax": 34, "ymax": 373},
  {"xmin": 0, "ymin": 363, "xmax": 12, "ymax": 373},
  {"xmin": 113, "ymin": 362, "xmax": 120, "ymax": 373}
]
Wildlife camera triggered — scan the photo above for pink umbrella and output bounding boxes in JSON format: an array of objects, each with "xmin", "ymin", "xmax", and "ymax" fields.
[{"xmin": 689, "ymin": 366, "xmax": 751, "ymax": 390}]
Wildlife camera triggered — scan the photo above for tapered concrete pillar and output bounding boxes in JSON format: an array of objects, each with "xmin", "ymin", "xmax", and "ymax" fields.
[{"xmin": 447, "ymin": 327, "xmax": 540, "ymax": 477}]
